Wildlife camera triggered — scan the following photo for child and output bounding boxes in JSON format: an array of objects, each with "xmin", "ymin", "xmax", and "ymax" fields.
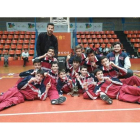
[
  {"xmin": 0, "ymin": 69, "xmax": 49, "ymax": 111},
  {"xmin": 93, "ymin": 68, "xmax": 140, "ymax": 104},
  {"xmin": 100, "ymin": 56, "xmax": 127, "ymax": 78},
  {"xmin": 3, "ymin": 50, "xmax": 9, "ymax": 67},
  {"xmin": 36, "ymin": 46, "xmax": 57, "ymax": 71},
  {"xmin": 57, "ymin": 69, "xmax": 72, "ymax": 95},
  {"xmin": 69, "ymin": 45, "xmax": 86, "ymax": 66},
  {"xmin": 43, "ymin": 62, "xmax": 67, "ymax": 104},
  {"xmin": 84, "ymin": 48, "xmax": 101, "ymax": 73},
  {"xmin": 22, "ymin": 49, "xmax": 29, "ymax": 67},
  {"xmin": 75, "ymin": 65, "xmax": 96, "ymax": 94},
  {"xmin": 66, "ymin": 55, "xmax": 81, "ymax": 80}
]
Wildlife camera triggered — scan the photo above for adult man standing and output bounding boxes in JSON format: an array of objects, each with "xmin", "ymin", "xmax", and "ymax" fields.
[
  {"xmin": 36, "ymin": 23, "xmax": 58, "ymax": 57},
  {"xmin": 107, "ymin": 42, "xmax": 133, "ymax": 78}
]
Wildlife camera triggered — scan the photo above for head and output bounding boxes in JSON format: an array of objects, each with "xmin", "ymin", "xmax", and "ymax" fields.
[
  {"xmin": 51, "ymin": 61, "xmax": 59, "ymax": 72},
  {"xmin": 58, "ymin": 69, "xmax": 66, "ymax": 79},
  {"xmin": 72, "ymin": 56, "xmax": 81, "ymax": 69},
  {"xmin": 35, "ymin": 69, "xmax": 45, "ymax": 82},
  {"xmin": 100, "ymin": 56, "xmax": 110, "ymax": 67},
  {"xmin": 80, "ymin": 65, "xmax": 88, "ymax": 77},
  {"xmin": 24, "ymin": 49, "xmax": 28, "ymax": 53},
  {"xmin": 94, "ymin": 69, "xmax": 104, "ymax": 81},
  {"xmin": 33, "ymin": 59, "xmax": 42, "ymax": 70},
  {"xmin": 47, "ymin": 46, "xmax": 55, "ymax": 57},
  {"xmin": 47, "ymin": 23, "xmax": 54, "ymax": 36},
  {"xmin": 86, "ymin": 48, "xmax": 95, "ymax": 61},
  {"xmin": 113, "ymin": 42, "xmax": 122, "ymax": 53},
  {"xmin": 75, "ymin": 45, "xmax": 83, "ymax": 57}
]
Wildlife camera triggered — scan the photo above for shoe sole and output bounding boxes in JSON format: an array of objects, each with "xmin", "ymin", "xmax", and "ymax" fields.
[
  {"xmin": 51, "ymin": 96, "xmax": 67, "ymax": 105},
  {"xmin": 100, "ymin": 95, "xmax": 113, "ymax": 104}
]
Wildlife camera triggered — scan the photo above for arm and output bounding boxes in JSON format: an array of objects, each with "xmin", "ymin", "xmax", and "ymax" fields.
[
  {"xmin": 124, "ymin": 56, "xmax": 131, "ymax": 69},
  {"xmin": 36, "ymin": 33, "xmax": 42, "ymax": 57},
  {"xmin": 19, "ymin": 69, "xmax": 34, "ymax": 77},
  {"xmin": 54, "ymin": 37, "xmax": 58, "ymax": 57}
]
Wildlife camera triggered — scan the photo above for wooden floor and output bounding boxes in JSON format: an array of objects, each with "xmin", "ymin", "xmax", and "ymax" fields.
[{"xmin": 0, "ymin": 63, "xmax": 140, "ymax": 122}]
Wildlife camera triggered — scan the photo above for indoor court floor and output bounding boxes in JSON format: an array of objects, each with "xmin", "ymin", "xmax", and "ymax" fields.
[{"xmin": 0, "ymin": 63, "xmax": 140, "ymax": 122}]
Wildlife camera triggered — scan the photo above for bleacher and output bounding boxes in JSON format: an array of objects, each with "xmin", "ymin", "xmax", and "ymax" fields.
[{"xmin": 0, "ymin": 31, "xmax": 36, "ymax": 61}]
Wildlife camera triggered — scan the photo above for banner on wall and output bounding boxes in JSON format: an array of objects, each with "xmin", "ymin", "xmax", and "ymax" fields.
[{"xmin": 6, "ymin": 22, "xmax": 102, "ymax": 31}]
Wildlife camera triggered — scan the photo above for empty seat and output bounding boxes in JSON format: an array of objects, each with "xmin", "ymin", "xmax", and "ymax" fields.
[
  {"xmin": 95, "ymin": 31, "xmax": 100, "ymax": 35},
  {"xmin": 112, "ymin": 34, "xmax": 117, "ymax": 39},
  {"xmin": 2, "ymin": 50, "xmax": 8, "ymax": 55},
  {"xmin": 130, "ymin": 39, "xmax": 135, "ymax": 43},
  {"xmin": 85, "ymin": 31, "xmax": 90, "ymax": 35},
  {"xmin": 124, "ymin": 31, "xmax": 128, "ymax": 34},
  {"xmin": 24, "ymin": 40, "xmax": 29, "ymax": 44},
  {"xmin": 105, "ymin": 31, "xmax": 110, "ymax": 35},
  {"xmin": 15, "ymin": 31, "xmax": 20, "ymax": 35},
  {"xmin": 96, "ymin": 35, "xmax": 101, "ymax": 39},
  {"xmin": 135, "ymin": 39, "xmax": 140, "ymax": 43},
  {"xmin": 4, "ymin": 45, "xmax": 10, "ymax": 50},
  {"xmin": 0, "ymin": 45, "xmax": 3, "ymax": 50},
  {"xmin": 131, "ymin": 34, "xmax": 137, "ymax": 38},
  {"xmin": 31, "ymin": 32, "xmax": 35, "ymax": 35},
  {"xmin": 82, "ymin": 39, "xmax": 87, "ymax": 44},
  {"xmin": 9, "ymin": 31, "xmax": 14, "ymax": 35},
  {"xmin": 19, "ymin": 35, "xmax": 25, "ymax": 39},
  {"xmin": 85, "ymin": 35, "xmax": 91, "ymax": 39},
  {"xmin": 8, "ymin": 57, "xmax": 14, "ymax": 61},
  {"xmin": 80, "ymin": 31, "xmax": 85, "ymax": 35},
  {"xmin": 5, "ymin": 40, "xmax": 11, "ymax": 45},
  {"xmin": 25, "ymin": 35, "xmax": 30, "ymax": 40},
  {"xmin": 102, "ymin": 35, "xmax": 106, "ymax": 39},
  {"xmin": 110, "ymin": 31, "xmax": 115, "ymax": 34},
  {"xmin": 3, "ymin": 31, "xmax": 9, "ymax": 35},
  {"xmin": 11, "ymin": 45, "xmax": 16, "ymax": 50},
  {"xmin": 109, "ymin": 39, "xmax": 115, "ymax": 44},
  {"xmin": 76, "ymin": 32, "xmax": 80, "ymax": 35},
  {"xmin": 26, "ymin": 31, "xmax": 31, "ymax": 35},
  {"xmin": 87, "ymin": 39, "xmax": 92, "ymax": 44},
  {"xmin": 104, "ymin": 39, "xmax": 109, "ymax": 43},
  {"xmin": 2, "ymin": 35, "xmax": 7, "ymax": 40},
  {"xmin": 137, "ymin": 34, "xmax": 140, "ymax": 38},
  {"xmin": 127, "ymin": 34, "xmax": 131, "ymax": 38},
  {"xmin": 29, "ymin": 45, "xmax": 34, "ymax": 49},
  {"xmin": 0, "ymin": 40, "xmax": 5, "ymax": 44},
  {"xmin": 134, "ymin": 43, "xmax": 140, "ymax": 48},
  {"xmin": 81, "ymin": 35, "xmax": 85, "ymax": 39},
  {"xmin": 77, "ymin": 39, "xmax": 81, "ymax": 44},
  {"xmin": 93, "ymin": 39, "xmax": 98, "ymax": 44},
  {"xmin": 8, "ymin": 35, "xmax": 13, "ymax": 40},
  {"xmin": 0, "ymin": 31, "xmax": 3, "ymax": 35},
  {"xmin": 133, "ymin": 30, "xmax": 138, "ymax": 34},
  {"xmin": 98, "ymin": 39, "xmax": 104, "ymax": 44},
  {"xmin": 30, "ymin": 40, "xmax": 35, "ymax": 44},
  {"xmin": 89, "ymin": 44, "xmax": 94, "ymax": 48},
  {"xmin": 9, "ymin": 50, "xmax": 15, "ymax": 56},
  {"xmin": 138, "ymin": 48, "xmax": 140, "ymax": 52},
  {"xmin": 31, "ymin": 35, "xmax": 35, "ymax": 39},
  {"xmin": 23, "ymin": 45, "xmax": 28, "ymax": 49},
  {"xmin": 13, "ymin": 35, "xmax": 19, "ymax": 40},
  {"xmin": 100, "ymin": 31, "xmax": 105, "ymax": 35},
  {"xmin": 18, "ymin": 40, "xmax": 23, "ymax": 44},
  {"xmin": 28, "ymin": 56, "xmax": 33, "ymax": 60},
  {"xmin": 76, "ymin": 35, "xmax": 80, "ymax": 39},
  {"xmin": 12, "ymin": 40, "xmax": 17, "ymax": 44},
  {"xmin": 107, "ymin": 35, "xmax": 112, "ymax": 39},
  {"xmin": 128, "ymin": 31, "xmax": 133, "ymax": 34},
  {"xmin": 95, "ymin": 44, "xmax": 100, "ymax": 48},
  {"xmin": 20, "ymin": 31, "xmax": 25, "ymax": 35},
  {"xmin": 83, "ymin": 44, "xmax": 89, "ymax": 48},
  {"xmin": 101, "ymin": 44, "xmax": 106, "ymax": 48},
  {"xmin": 107, "ymin": 44, "xmax": 112, "ymax": 48},
  {"xmin": 17, "ymin": 45, "xmax": 22, "ymax": 50},
  {"xmin": 90, "ymin": 31, "xmax": 94, "ymax": 35},
  {"xmin": 15, "ymin": 50, "xmax": 21, "ymax": 56},
  {"xmin": 91, "ymin": 35, "xmax": 96, "ymax": 39},
  {"xmin": 29, "ymin": 50, "xmax": 34, "ymax": 55},
  {"xmin": 114, "ymin": 39, "xmax": 120, "ymax": 42},
  {"xmin": 0, "ymin": 50, "xmax": 2, "ymax": 54}
]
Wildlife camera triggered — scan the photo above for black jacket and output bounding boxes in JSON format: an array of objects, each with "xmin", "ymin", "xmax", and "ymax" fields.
[{"xmin": 36, "ymin": 32, "xmax": 58, "ymax": 57}]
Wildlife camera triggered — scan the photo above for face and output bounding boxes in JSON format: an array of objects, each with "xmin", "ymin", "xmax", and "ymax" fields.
[
  {"xmin": 34, "ymin": 63, "xmax": 41, "ymax": 70},
  {"xmin": 59, "ymin": 72, "xmax": 66, "ymax": 79},
  {"xmin": 113, "ymin": 44, "xmax": 121, "ymax": 53},
  {"xmin": 80, "ymin": 68, "xmax": 87, "ymax": 77},
  {"xmin": 24, "ymin": 49, "xmax": 28, "ymax": 53},
  {"xmin": 88, "ymin": 53, "xmax": 95, "ymax": 61},
  {"xmin": 76, "ymin": 49, "xmax": 82, "ymax": 57},
  {"xmin": 101, "ymin": 58, "xmax": 110, "ymax": 67},
  {"xmin": 96, "ymin": 71, "xmax": 104, "ymax": 81},
  {"xmin": 47, "ymin": 49, "xmax": 54, "ymax": 57},
  {"xmin": 51, "ymin": 64, "xmax": 59, "ymax": 72},
  {"xmin": 47, "ymin": 25, "xmax": 54, "ymax": 36},
  {"xmin": 73, "ymin": 61, "xmax": 80, "ymax": 69},
  {"xmin": 35, "ymin": 73, "xmax": 44, "ymax": 82}
]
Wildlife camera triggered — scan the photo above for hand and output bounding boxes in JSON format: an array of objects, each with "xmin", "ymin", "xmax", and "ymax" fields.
[
  {"xmin": 104, "ymin": 77, "xmax": 112, "ymax": 82},
  {"xmin": 44, "ymin": 72, "xmax": 48, "ymax": 77},
  {"xmin": 31, "ymin": 70, "xmax": 37, "ymax": 75},
  {"xmin": 66, "ymin": 54, "xmax": 71, "ymax": 61},
  {"xmin": 109, "ymin": 61, "xmax": 116, "ymax": 67},
  {"xmin": 91, "ymin": 62, "xmax": 97, "ymax": 67},
  {"xmin": 28, "ymin": 77, "xmax": 39, "ymax": 84},
  {"xmin": 83, "ymin": 82, "xmax": 88, "ymax": 90},
  {"xmin": 46, "ymin": 80, "xmax": 51, "ymax": 90},
  {"xmin": 75, "ymin": 72, "xmax": 80, "ymax": 79},
  {"xmin": 85, "ymin": 57, "xmax": 89, "ymax": 61}
]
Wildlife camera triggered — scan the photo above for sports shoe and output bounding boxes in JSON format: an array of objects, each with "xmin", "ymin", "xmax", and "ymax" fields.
[
  {"xmin": 51, "ymin": 96, "xmax": 66, "ymax": 105},
  {"xmin": 100, "ymin": 94, "xmax": 113, "ymax": 104}
]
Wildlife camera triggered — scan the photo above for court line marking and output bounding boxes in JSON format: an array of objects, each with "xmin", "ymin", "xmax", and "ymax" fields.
[{"xmin": 0, "ymin": 107, "xmax": 140, "ymax": 117}]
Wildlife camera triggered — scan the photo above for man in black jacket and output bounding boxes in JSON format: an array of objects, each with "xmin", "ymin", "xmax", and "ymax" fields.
[{"xmin": 36, "ymin": 23, "xmax": 58, "ymax": 57}]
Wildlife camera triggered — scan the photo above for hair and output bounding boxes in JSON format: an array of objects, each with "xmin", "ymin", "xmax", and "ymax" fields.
[
  {"xmin": 48, "ymin": 46, "xmax": 55, "ymax": 51},
  {"xmin": 94, "ymin": 68, "xmax": 103, "ymax": 76},
  {"xmin": 36, "ymin": 69, "xmax": 45, "ymax": 76},
  {"xmin": 75, "ymin": 45, "xmax": 83, "ymax": 51},
  {"xmin": 86, "ymin": 48, "xmax": 95, "ymax": 56},
  {"xmin": 73, "ymin": 56, "xmax": 81, "ymax": 63},
  {"xmin": 112, "ymin": 42, "xmax": 122, "ymax": 48},
  {"xmin": 58, "ymin": 69, "xmax": 66, "ymax": 75},
  {"xmin": 47, "ymin": 23, "xmax": 54, "ymax": 27},
  {"xmin": 51, "ymin": 61, "xmax": 58, "ymax": 67},
  {"xmin": 100, "ymin": 56, "xmax": 108, "ymax": 62},
  {"xmin": 33, "ymin": 58, "xmax": 41, "ymax": 64},
  {"xmin": 80, "ymin": 65, "xmax": 87, "ymax": 70}
]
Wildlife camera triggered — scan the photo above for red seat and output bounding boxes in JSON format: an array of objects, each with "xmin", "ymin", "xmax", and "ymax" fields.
[
  {"xmin": 4, "ymin": 45, "xmax": 10, "ymax": 50},
  {"xmin": 131, "ymin": 34, "xmax": 137, "ymax": 38},
  {"xmin": 85, "ymin": 35, "xmax": 91, "ymax": 39},
  {"xmin": 137, "ymin": 34, "xmax": 140, "ymax": 38},
  {"xmin": 91, "ymin": 35, "xmax": 96, "ymax": 39},
  {"xmin": 134, "ymin": 30, "xmax": 138, "ymax": 34},
  {"xmin": 95, "ymin": 44, "xmax": 100, "ymax": 48},
  {"xmin": 93, "ymin": 39, "xmax": 98, "ymax": 44},
  {"xmin": 29, "ymin": 50, "xmax": 34, "ymax": 55},
  {"xmin": 9, "ymin": 50, "xmax": 15, "ymax": 56},
  {"xmin": 101, "ymin": 44, "xmax": 106, "ymax": 48},
  {"xmin": 8, "ymin": 35, "xmax": 13, "ymax": 40},
  {"xmin": 105, "ymin": 31, "xmax": 110, "ymax": 35},
  {"xmin": 15, "ymin": 31, "xmax": 20, "ymax": 35},
  {"xmin": 114, "ymin": 39, "xmax": 120, "ymax": 42},
  {"xmin": 13, "ymin": 35, "xmax": 19, "ymax": 40},
  {"xmin": 81, "ymin": 35, "xmax": 85, "ymax": 39},
  {"xmin": 89, "ymin": 44, "xmax": 94, "ymax": 48},
  {"xmin": 112, "ymin": 34, "xmax": 117, "ymax": 39},
  {"xmin": 128, "ymin": 31, "xmax": 133, "ymax": 34},
  {"xmin": 127, "ymin": 34, "xmax": 131, "ymax": 38},
  {"xmin": 23, "ymin": 45, "xmax": 28, "ymax": 49},
  {"xmin": 20, "ymin": 31, "xmax": 25, "ymax": 35},
  {"xmin": 100, "ymin": 31, "xmax": 105, "ymax": 35},
  {"xmin": 104, "ymin": 39, "xmax": 109, "ymax": 43},
  {"xmin": 31, "ymin": 32, "xmax": 35, "ymax": 35},
  {"xmin": 130, "ymin": 39, "xmax": 135, "ymax": 43},
  {"xmin": 9, "ymin": 31, "xmax": 14, "ymax": 35},
  {"xmin": 30, "ymin": 40, "xmax": 35, "ymax": 44},
  {"xmin": 124, "ymin": 31, "xmax": 128, "ymax": 34},
  {"xmin": 107, "ymin": 44, "xmax": 112, "ymax": 48},
  {"xmin": 28, "ymin": 56, "xmax": 33, "ymax": 60},
  {"xmin": 85, "ymin": 31, "xmax": 90, "ymax": 35},
  {"xmin": 19, "ymin": 35, "xmax": 25, "ymax": 39},
  {"xmin": 88, "ymin": 39, "xmax": 93, "ymax": 44},
  {"xmin": 8, "ymin": 57, "xmax": 14, "ymax": 61},
  {"xmin": 138, "ymin": 48, "xmax": 140, "ymax": 52},
  {"xmin": 80, "ymin": 31, "xmax": 85, "ymax": 35},
  {"xmin": 95, "ymin": 31, "xmax": 100, "ymax": 35},
  {"xmin": 0, "ymin": 31, "xmax": 3, "ymax": 35},
  {"xmin": 83, "ymin": 44, "xmax": 89, "ymax": 48},
  {"xmin": 134, "ymin": 43, "xmax": 140, "ymax": 48},
  {"xmin": 76, "ymin": 35, "xmax": 80, "ymax": 39},
  {"xmin": 29, "ymin": 45, "xmax": 35, "ymax": 49},
  {"xmin": 90, "ymin": 31, "xmax": 94, "ymax": 35},
  {"xmin": 24, "ymin": 40, "xmax": 29, "ymax": 44},
  {"xmin": 3, "ymin": 31, "xmax": 9, "ymax": 35},
  {"xmin": 107, "ymin": 35, "xmax": 112, "ymax": 39},
  {"xmin": 109, "ymin": 39, "xmax": 115, "ymax": 44},
  {"xmin": 79, "ymin": 44, "xmax": 83, "ymax": 47},
  {"xmin": 110, "ymin": 31, "xmax": 115, "ymax": 34},
  {"xmin": 18, "ymin": 40, "xmax": 23, "ymax": 44},
  {"xmin": 102, "ymin": 35, "xmax": 106, "ymax": 39},
  {"xmin": 0, "ymin": 40, "xmax": 5, "ymax": 44},
  {"xmin": 96, "ymin": 35, "xmax": 101, "ymax": 39},
  {"xmin": 17, "ymin": 45, "xmax": 22, "ymax": 50},
  {"xmin": 0, "ymin": 50, "xmax": 2, "ymax": 54},
  {"xmin": 2, "ymin": 35, "xmax": 7, "ymax": 40},
  {"xmin": 26, "ymin": 31, "xmax": 31, "ymax": 35},
  {"xmin": 5, "ymin": 40, "xmax": 11, "ymax": 45},
  {"xmin": 31, "ymin": 35, "xmax": 35, "ymax": 39},
  {"xmin": 2, "ymin": 50, "xmax": 8, "ymax": 55},
  {"xmin": 135, "ymin": 39, "xmax": 140, "ymax": 43},
  {"xmin": 76, "ymin": 32, "xmax": 80, "ymax": 35},
  {"xmin": 98, "ymin": 39, "xmax": 104, "ymax": 44},
  {"xmin": 11, "ymin": 45, "xmax": 16, "ymax": 50},
  {"xmin": 12, "ymin": 40, "xmax": 17, "ymax": 44},
  {"xmin": 77, "ymin": 39, "xmax": 81, "ymax": 44},
  {"xmin": 0, "ymin": 45, "xmax": 3, "ymax": 50},
  {"xmin": 82, "ymin": 39, "xmax": 87, "ymax": 44},
  {"xmin": 25, "ymin": 35, "xmax": 30, "ymax": 40},
  {"xmin": 15, "ymin": 50, "xmax": 21, "ymax": 55}
]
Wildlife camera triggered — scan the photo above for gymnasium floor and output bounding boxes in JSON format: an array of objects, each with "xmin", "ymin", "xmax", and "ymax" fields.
[{"xmin": 0, "ymin": 63, "xmax": 140, "ymax": 122}]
